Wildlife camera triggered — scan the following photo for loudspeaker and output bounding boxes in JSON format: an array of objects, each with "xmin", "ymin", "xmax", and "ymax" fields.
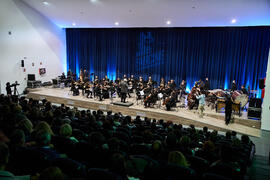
[
  {"xmin": 248, "ymin": 107, "xmax": 262, "ymax": 119},
  {"xmin": 259, "ymin": 79, "xmax": 265, "ymax": 89},
  {"xmin": 249, "ymin": 98, "xmax": 262, "ymax": 108},
  {"xmin": 21, "ymin": 60, "xmax": 24, "ymax": 67}
]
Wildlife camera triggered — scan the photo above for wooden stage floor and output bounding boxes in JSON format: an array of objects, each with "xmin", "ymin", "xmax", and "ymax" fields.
[{"xmin": 27, "ymin": 87, "xmax": 261, "ymax": 137}]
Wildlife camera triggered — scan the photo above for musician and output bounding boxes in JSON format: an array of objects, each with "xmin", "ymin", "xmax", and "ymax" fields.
[
  {"xmin": 241, "ymin": 85, "xmax": 248, "ymax": 95},
  {"xmin": 170, "ymin": 79, "xmax": 176, "ymax": 90},
  {"xmin": 204, "ymin": 77, "xmax": 210, "ymax": 91},
  {"xmin": 196, "ymin": 89, "xmax": 205, "ymax": 118},
  {"xmin": 85, "ymin": 82, "xmax": 93, "ymax": 98},
  {"xmin": 60, "ymin": 72, "xmax": 66, "ymax": 80},
  {"xmin": 120, "ymin": 79, "xmax": 129, "ymax": 103},
  {"xmin": 144, "ymin": 88, "xmax": 158, "ymax": 108},
  {"xmin": 79, "ymin": 69, "xmax": 83, "ymax": 82},
  {"xmin": 165, "ymin": 90, "xmax": 177, "ymax": 111},
  {"xmin": 225, "ymin": 95, "xmax": 233, "ymax": 125},
  {"xmin": 6, "ymin": 82, "xmax": 12, "ymax": 95},
  {"xmin": 95, "ymin": 84, "xmax": 103, "ymax": 101},
  {"xmin": 160, "ymin": 77, "xmax": 166, "ymax": 88},
  {"xmin": 179, "ymin": 80, "xmax": 187, "ymax": 98},
  {"xmin": 71, "ymin": 80, "xmax": 79, "ymax": 96},
  {"xmin": 83, "ymin": 69, "xmax": 89, "ymax": 82},
  {"xmin": 231, "ymin": 80, "xmax": 237, "ymax": 91},
  {"xmin": 147, "ymin": 76, "xmax": 153, "ymax": 87},
  {"xmin": 144, "ymin": 84, "xmax": 152, "ymax": 98}
]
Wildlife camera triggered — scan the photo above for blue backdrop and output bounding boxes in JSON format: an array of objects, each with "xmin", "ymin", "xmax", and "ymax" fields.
[{"xmin": 66, "ymin": 27, "xmax": 270, "ymax": 96}]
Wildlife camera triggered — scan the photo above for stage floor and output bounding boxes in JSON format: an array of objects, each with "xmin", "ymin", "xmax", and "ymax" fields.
[{"xmin": 27, "ymin": 87, "xmax": 261, "ymax": 137}]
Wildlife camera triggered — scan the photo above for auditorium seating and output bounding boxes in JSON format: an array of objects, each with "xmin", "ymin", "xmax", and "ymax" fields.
[{"xmin": 0, "ymin": 94, "xmax": 255, "ymax": 179}]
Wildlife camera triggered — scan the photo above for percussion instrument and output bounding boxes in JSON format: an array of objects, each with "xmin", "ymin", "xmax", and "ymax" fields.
[{"xmin": 232, "ymin": 91, "xmax": 248, "ymax": 108}]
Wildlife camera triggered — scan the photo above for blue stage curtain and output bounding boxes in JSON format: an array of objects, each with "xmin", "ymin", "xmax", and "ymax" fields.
[{"xmin": 66, "ymin": 27, "xmax": 270, "ymax": 96}]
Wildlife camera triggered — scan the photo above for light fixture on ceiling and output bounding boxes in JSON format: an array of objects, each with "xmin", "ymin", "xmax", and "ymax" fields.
[
  {"xmin": 231, "ymin": 19, "xmax": 237, "ymax": 24},
  {"xmin": 43, "ymin": 1, "xmax": 49, "ymax": 5},
  {"xmin": 166, "ymin": 20, "xmax": 171, "ymax": 25},
  {"xmin": 72, "ymin": 22, "xmax": 76, "ymax": 26},
  {"xmin": 90, "ymin": 0, "xmax": 98, "ymax": 3},
  {"xmin": 115, "ymin": 22, "xmax": 119, "ymax": 26}
]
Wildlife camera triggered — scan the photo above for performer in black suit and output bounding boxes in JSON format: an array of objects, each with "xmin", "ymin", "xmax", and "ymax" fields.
[
  {"xmin": 204, "ymin": 77, "xmax": 210, "ymax": 91},
  {"xmin": 120, "ymin": 79, "xmax": 128, "ymax": 103},
  {"xmin": 165, "ymin": 90, "xmax": 177, "ymax": 111},
  {"xmin": 225, "ymin": 95, "xmax": 233, "ymax": 125},
  {"xmin": 6, "ymin": 82, "xmax": 12, "ymax": 95},
  {"xmin": 231, "ymin": 80, "xmax": 237, "ymax": 91},
  {"xmin": 179, "ymin": 80, "xmax": 187, "ymax": 99}
]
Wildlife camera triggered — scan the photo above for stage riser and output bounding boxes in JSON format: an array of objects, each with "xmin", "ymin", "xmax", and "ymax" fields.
[
  {"xmin": 27, "ymin": 92, "xmax": 261, "ymax": 137},
  {"xmin": 206, "ymin": 113, "xmax": 261, "ymax": 129}
]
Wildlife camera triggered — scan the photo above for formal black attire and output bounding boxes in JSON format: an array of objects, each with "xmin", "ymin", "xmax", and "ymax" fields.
[
  {"xmin": 231, "ymin": 82, "xmax": 237, "ymax": 91},
  {"xmin": 241, "ymin": 87, "xmax": 248, "ymax": 95},
  {"xmin": 204, "ymin": 80, "xmax": 210, "ymax": 91},
  {"xmin": 6, "ymin": 84, "xmax": 12, "ymax": 95},
  {"xmin": 120, "ymin": 81, "xmax": 128, "ymax": 103},
  {"xmin": 225, "ymin": 97, "xmax": 233, "ymax": 125}
]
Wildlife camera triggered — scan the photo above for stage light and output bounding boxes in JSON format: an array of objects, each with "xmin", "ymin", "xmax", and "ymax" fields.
[
  {"xmin": 43, "ymin": 1, "xmax": 49, "ymax": 5},
  {"xmin": 231, "ymin": 19, "xmax": 237, "ymax": 24},
  {"xmin": 72, "ymin": 22, "xmax": 76, "ymax": 26},
  {"xmin": 166, "ymin": 20, "xmax": 171, "ymax": 25},
  {"xmin": 115, "ymin": 22, "xmax": 119, "ymax": 26}
]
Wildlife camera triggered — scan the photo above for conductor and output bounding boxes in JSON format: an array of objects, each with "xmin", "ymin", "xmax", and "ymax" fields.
[{"xmin": 120, "ymin": 79, "xmax": 129, "ymax": 103}]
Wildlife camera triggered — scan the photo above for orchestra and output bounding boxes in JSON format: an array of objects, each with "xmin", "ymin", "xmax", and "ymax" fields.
[{"xmin": 57, "ymin": 70, "xmax": 250, "ymax": 113}]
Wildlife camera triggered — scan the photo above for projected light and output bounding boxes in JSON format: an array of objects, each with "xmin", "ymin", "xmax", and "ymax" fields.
[
  {"xmin": 90, "ymin": 0, "xmax": 98, "ymax": 3},
  {"xmin": 114, "ymin": 22, "xmax": 119, "ymax": 26},
  {"xmin": 72, "ymin": 22, "xmax": 76, "ymax": 26},
  {"xmin": 43, "ymin": 1, "xmax": 49, "ymax": 5},
  {"xmin": 166, "ymin": 20, "xmax": 171, "ymax": 25},
  {"xmin": 231, "ymin": 19, "xmax": 237, "ymax": 24}
]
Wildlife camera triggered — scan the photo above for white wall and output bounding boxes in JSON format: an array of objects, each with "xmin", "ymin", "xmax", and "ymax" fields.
[
  {"xmin": 261, "ymin": 49, "xmax": 270, "ymax": 131},
  {"xmin": 0, "ymin": 0, "xmax": 66, "ymax": 95}
]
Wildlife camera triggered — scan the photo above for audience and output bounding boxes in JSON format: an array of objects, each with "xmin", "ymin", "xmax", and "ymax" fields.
[{"xmin": 0, "ymin": 94, "xmax": 255, "ymax": 179}]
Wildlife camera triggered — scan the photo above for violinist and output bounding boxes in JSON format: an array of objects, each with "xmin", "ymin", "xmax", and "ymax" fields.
[
  {"xmin": 144, "ymin": 84, "xmax": 152, "ymax": 99},
  {"xmin": 85, "ymin": 82, "xmax": 93, "ymax": 98},
  {"xmin": 71, "ymin": 80, "xmax": 79, "ymax": 96}
]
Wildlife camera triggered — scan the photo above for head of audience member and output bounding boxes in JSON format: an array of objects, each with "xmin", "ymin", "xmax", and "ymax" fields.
[
  {"xmin": 108, "ymin": 137, "xmax": 120, "ymax": 152},
  {"xmin": 88, "ymin": 132, "xmax": 105, "ymax": 147},
  {"xmin": 180, "ymin": 135, "xmax": 191, "ymax": 148},
  {"xmin": 152, "ymin": 140, "xmax": 163, "ymax": 154},
  {"xmin": 241, "ymin": 135, "xmax": 250, "ymax": 145},
  {"xmin": 0, "ymin": 142, "xmax": 9, "ymax": 170},
  {"xmin": 225, "ymin": 131, "xmax": 232, "ymax": 140},
  {"xmin": 168, "ymin": 151, "xmax": 189, "ymax": 167},
  {"xmin": 39, "ymin": 166, "xmax": 64, "ymax": 180},
  {"xmin": 202, "ymin": 140, "xmax": 215, "ymax": 152},
  {"xmin": 17, "ymin": 118, "xmax": 33, "ymax": 136},
  {"xmin": 35, "ymin": 130, "xmax": 51, "ymax": 147},
  {"xmin": 166, "ymin": 132, "xmax": 177, "ymax": 148},
  {"xmin": 59, "ymin": 123, "xmax": 72, "ymax": 138},
  {"xmin": 34, "ymin": 121, "xmax": 54, "ymax": 136}
]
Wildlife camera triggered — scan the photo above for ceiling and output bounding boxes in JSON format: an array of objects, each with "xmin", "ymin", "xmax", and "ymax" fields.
[{"xmin": 22, "ymin": 0, "xmax": 270, "ymax": 28}]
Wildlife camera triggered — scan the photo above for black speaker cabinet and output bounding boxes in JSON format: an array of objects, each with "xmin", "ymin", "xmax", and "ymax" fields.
[
  {"xmin": 249, "ymin": 98, "xmax": 262, "ymax": 108},
  {"xmin": 259, "ymin": 79, "xmax": 265, "ymax": 89},
  {"xmin": 21, "ymin": 60, "xmax": 24, "ymax": 67},
  {"xmin": 248, "ymin": 107, "xmax": 262, "ymax": 119}
]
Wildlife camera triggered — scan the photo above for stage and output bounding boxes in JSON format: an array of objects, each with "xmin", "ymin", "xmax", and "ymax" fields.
[{"xmin": 27, "ymin": 87, "xmax": 261, "ymax": 137}]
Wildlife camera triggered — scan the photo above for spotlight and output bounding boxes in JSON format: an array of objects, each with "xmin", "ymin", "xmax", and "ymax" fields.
[
  {"xmin": 43, "ymin": 1, "xmax": 49, "ymax": 5},
  {"xmin": 72, "ymin": 22, "xmax": 76, "ymax": 26},
  {"xmin": 166, "ymin": 20, "xmax": 171, "ymax": 25},
  {"xmin": 231, "ymin": 19, "xmax": 237, "ymax": 24},
  {"xmin": 115, "ymin": 22, "xmax": 119, "ymax": 26}
]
